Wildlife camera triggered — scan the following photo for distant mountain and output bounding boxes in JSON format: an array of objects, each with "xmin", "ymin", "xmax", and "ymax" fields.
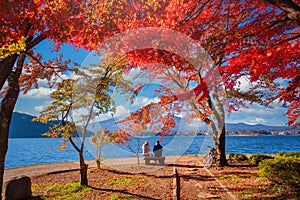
[
  {"xmin": 90, "ymin": 117, "xmax": 296, "ymax": 135},
  {"xmin": 225, "ymin": 123, "xmax": 289, "ymax": 132},
  {"xmin": 9, "ymin": 112, "xmax": 59, "ymax": 138},
  {"xmin": 9, "ymin": 112, "xmax": 297, "ymax": 138}
]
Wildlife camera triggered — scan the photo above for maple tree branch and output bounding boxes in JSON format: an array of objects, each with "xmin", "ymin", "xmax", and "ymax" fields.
[
  {"xmin": 286, "ymin": 33, "xmax": 300, "ymax": 41},
  {"xmin": 243, "ymin": 18, "xmax": 287, "ymax": 39},
  {"xmin": 263, "ymin": 0, "xmax": 300, "ymax": 25},
  {"xmin": 183, "ymin": 0, "xmax": 211, "ymax": 22},
  {"xmin": 27, "ymin": 51, "xmax": 47, "ymax": 69},
  {"xmin": 61, "ymin": 103, "xmax": 73, "ymax": 127},
  {"xmin": 69, "ymin": 136, "xmax": 80, "ymax": 153},
  {"xmin": 26, "ymin": 51, "xmax": 64, "ymax": 81},
  {"xmin": 26, "ymin": 34, "xmax": 47, "ymax": 50},
  {"xmin": 204, "ymin": 0, "xmax": 225, "ymax": 29},
  {"xmin": 61, "ymin": 102, "xmax": 81, "ymax": 153}
]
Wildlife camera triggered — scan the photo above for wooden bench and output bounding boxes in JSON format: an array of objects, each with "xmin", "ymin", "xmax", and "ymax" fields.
[{"xmin": 144, "ymin": 156, "xmax": 165, "ymax": 165}]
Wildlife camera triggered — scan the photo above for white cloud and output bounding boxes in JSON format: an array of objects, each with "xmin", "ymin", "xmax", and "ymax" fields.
[
  {"xmin": 234, "ymin": 76, "xmax": 251, "ymax": 91},
  {"xmin": 131, "ymin": 96, "xmax": 160, "ymax": 108},
  {"xmin": 34, "ymin": 105, "xmax": 47, "ymax": 112},
  {"xmin": 226, "ymin": 102, "xmax": 288, "ymax": 126},
  {"xmin": 93, "ymin": 105, "xmax": 131, "ymax": 122},
  {"xmin": 248, "ymin": 118, "xmax": 266, "ymax": 125},
  {"xmin": 21, "ymin": 87, "xmax": 55, "ymax": 99},
  {"xmin": 115, "ymin": 105, "xmax": 130, "ymax": 117}
]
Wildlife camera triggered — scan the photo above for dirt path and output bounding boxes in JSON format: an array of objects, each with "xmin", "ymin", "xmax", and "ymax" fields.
[{"xmin": 4, "ymin": 155, "xmax": 238, "ymax": 199}]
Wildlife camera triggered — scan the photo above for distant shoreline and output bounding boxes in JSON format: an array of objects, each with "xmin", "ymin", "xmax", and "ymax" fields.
[
  {"xmin": 8, "ymin": 134, "xmax": 300, "ymax": 138},
  {"xmin": 3, "ymin": 153, "xmax": 284, "ymax": 170},
  {"xmin": 226, "ymin": 134, "xmax": 300, "ymax": 136}
]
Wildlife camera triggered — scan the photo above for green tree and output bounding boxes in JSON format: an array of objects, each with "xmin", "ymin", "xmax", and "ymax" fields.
[
  {"xmin": 89, "ymin": 128, "xmax": 111, "ymax": 169},
  {"xmin": 34, "ymin": 57, "xmax": 134, "ymax": 185}
]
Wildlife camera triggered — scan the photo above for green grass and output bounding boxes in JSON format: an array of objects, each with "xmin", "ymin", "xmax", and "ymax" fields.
[
  {"xmin": 108, "ymin": 194, "xmax": 133, "ymax": 200},
  {"xmin": 41, "ymin": 182, "xmax": 91, "ymax": 200},
  {"xmin": 219, "ymin": 174, "xmax": 241, "ymax": 183},
  {"xmin": 108, "ymin": 176, "xmax": 144, "ymax": 187},
  {"xmin": 243, "ymin": 194, "xmax": 253, "ymax": 199}
]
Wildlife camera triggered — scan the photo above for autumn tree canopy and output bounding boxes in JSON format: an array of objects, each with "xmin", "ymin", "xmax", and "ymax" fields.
[{"xmin": 86, "ymin": 0, "xmax": 300, "ymax": 127}]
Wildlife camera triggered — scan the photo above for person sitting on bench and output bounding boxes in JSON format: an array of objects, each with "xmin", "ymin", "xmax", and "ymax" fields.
[
  {"xmin": 142, "ymin": 141, "xmax": 150, "ymax": 156},
  {"xmin": 153, "ymin": 140, "xmax": 163, "ymax": 157}
]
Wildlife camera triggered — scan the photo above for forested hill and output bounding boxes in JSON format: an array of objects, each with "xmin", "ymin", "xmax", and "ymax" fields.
[{"xmin": 9, "ymin": 112, "xmax": 58, "ymax": 138}]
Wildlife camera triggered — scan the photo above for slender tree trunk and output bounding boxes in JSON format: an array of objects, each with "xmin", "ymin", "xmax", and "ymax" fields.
[
  {"xmin": 215, "ymin": 126, "xmax": 227, "ymax": 167},
  {"xmin": 0, "ymin": 53, "xmax": 24, "ymax": 199},
  {"xmin": 96, "ymin": 147, "xmax": 101, "ymax": 169},
  {"xmin": 136, "ymin": 153, "xmax": 140, "ymax": 166},
  {"xmin": 79, "ymin": 151, "xmax": 88, "ymax": 186},
  {"xmin": 69, "ymin": 137, "xmax": 88, "ymax": 186},
  {"xmin": 137, "ymin": 138, "xmax": 140, "ymax": 166}
]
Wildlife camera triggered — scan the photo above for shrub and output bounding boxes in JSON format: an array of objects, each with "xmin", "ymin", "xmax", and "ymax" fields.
[
  {"xmin": 275, "ymin": 152, "xmax": 300, "ymax": 159},
  {"xmin": 229, "ymin": 153, "xmax": 248, "ymax": 161},
  {"xmin": 248, "ymin": 154, "xmax": 273, "ymax": 166},
  {"xmin": 258, "ymin": 156, "xmax": 300, "ymax": 193}
]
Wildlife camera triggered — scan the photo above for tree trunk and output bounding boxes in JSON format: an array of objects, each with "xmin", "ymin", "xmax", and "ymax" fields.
[
  {"xmin": 137, "ymin": 138, "xmax": 140, "ymax": 166},
  {"xmin": 136, "ymin": 153, "xmax": 140, "ymax": 166},
  {"xmin": 79, "ymin": 151, "xmax": 88, "ymax": 186},
  {"xmin": 0, "ymin": 53, "xmax": 24, "ymax": 199},
  {"xmin": 0, "ymin": 54, "xmax": 18, "ymax": 90},
  {"xmin": 215, "ymin": 126, "xmax": 227, "ymax": 167},
  {"xmin": 96, "ymin": 147, "xmax": 101, "ymax": 169},
  {"xmin": 96, "ymin": 159, "xmax": 101, "ymax": 169},
  {"xmin": 0, "ymin": 99, "xmax": 14, "ymax": 200}
]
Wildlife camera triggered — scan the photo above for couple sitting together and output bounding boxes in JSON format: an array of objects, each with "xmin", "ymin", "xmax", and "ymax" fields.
[{"xmin": 142, "ymin": 140, "xmax": 163, "ymax": 157}]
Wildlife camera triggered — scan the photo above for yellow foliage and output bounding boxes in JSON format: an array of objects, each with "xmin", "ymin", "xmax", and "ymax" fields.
[
  {"xmin": 58, "ymin": 143, "xmax": 68, "ymax": 150},
  {"xmin": 0, "ymin": 36, "xmax": 26, "ymax": 59}
]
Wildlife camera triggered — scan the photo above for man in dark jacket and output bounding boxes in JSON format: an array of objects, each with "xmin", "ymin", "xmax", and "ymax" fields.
[{"xmin": 153, "ymin": 140, "xmax": 163, "ymax": 157}]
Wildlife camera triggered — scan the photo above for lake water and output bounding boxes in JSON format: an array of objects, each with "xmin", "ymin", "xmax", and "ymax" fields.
[{"xmin": 5, "ymin": 135, "xmax": 300, "ymax": 169}]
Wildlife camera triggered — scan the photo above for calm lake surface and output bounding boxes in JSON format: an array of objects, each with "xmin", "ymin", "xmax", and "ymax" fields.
[{"xmin": 5, "ymin": 135, "xmax": 300, "ymax": 169}]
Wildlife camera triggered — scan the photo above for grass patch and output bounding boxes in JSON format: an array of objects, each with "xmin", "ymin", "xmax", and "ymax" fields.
[
  {"xmin": 108, "ymin": 176, "xmax": 145, "ymax": 187},
  {"xmin": 108, "ymin": 194, "xmax": 133, "ymax": 200},
  {"xmin": 229, "ymin": 153, "xmax": 248, "ymax": 161},
  {"xmin": 32, "ymin": 183, "xmax": 55, "ymax": 193},
  {"xmin": 243, "ymin": 194, "xmax": 253, "ymax": 199},
  {"xmin": 219, "ymin": 174, "xmax": 241, "ymax": 183},
  {"xmin": 41, "ymin": 182, "xmax": 91, "ymax": 200}
]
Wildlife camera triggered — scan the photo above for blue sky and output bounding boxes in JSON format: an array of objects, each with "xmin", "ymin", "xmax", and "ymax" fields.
[{"xmin": 13, "ymin": 41, "xmax": 289, "ymax": 126}]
